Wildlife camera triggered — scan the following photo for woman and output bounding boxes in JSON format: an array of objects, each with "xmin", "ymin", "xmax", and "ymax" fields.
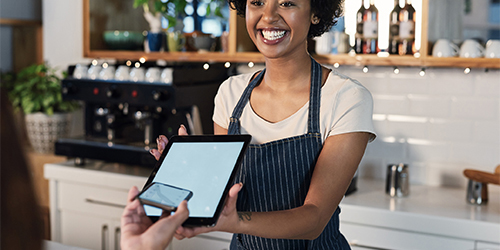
[{"xmin": 151, "ymin": 0, "xmax": 375, "ymax": 248}]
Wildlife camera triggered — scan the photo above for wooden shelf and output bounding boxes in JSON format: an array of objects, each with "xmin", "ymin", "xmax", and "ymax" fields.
[
  {"xmin": 83, "ymin": 0, "xmax": 500, "ymax": 69},
  {"xmin": 0, "ymin": 18, "xmax": 41, "ymax": 26},
  {"xmin": 423, "ymin": 57, "xmax": 500, "ymax": 69}
]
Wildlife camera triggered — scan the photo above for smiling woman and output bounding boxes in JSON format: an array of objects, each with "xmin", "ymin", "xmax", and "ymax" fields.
[{"xmin": 150, "ymin": 0, "xmax": 376, "ymax": 249}]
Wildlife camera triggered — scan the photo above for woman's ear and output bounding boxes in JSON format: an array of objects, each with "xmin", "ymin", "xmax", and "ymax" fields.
[{"xmin": 311, "ymin": 14, "xmax": 320, "ymax": 25}]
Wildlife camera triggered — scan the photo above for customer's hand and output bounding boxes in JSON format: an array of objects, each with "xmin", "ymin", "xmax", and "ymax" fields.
[
  {"xmin": 120, "ymin": 186, "xmax": 189, "ymax": 250},
  {"xmin": 150, "ymin": 125, "xmax": 189, "ymax": 160}
]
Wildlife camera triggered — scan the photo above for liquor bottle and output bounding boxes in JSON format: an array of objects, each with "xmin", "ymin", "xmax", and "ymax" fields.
[
  {"xmin": 354, "ymin": 0, "xmax": 366, "ymax": 54},
  {"xmin": 362, "ymin": 0, "xmax": 379, "ymax": 54},
  {"xmin": 399, "ymin": 0, "xmax": 416, "ymax": 55},
  {"xmin": 388, "ymin": 0, "xmax": 401, "ymax": 54}
]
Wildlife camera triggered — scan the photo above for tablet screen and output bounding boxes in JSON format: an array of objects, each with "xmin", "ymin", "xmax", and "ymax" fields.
[{"xmin": 145, "ymin": 140, "xmax": 246, "ymax": 218}]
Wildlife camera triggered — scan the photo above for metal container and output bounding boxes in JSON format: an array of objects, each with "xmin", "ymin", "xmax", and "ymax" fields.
[
  {"xmin": 386, "ymin": 163, "xmax": 409, "ymax": 197},
  {"xmin": 466, "ymin": 179, "xmax": 488, "ymax": 205}
]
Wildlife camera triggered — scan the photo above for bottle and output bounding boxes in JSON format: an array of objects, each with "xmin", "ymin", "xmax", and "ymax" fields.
[
  {"xmin": 362, "ymin": 0, "xmax": 379, "ymax": 54},
  {"xmin": 354, "ymin": 0, "xmax": 366, "ymax": 54},
  {"xmin": 388, "ymin": 0, "xmax": 401, "ymax": 54},
  {"xmin": 399, "ymin": 0, "xmax": 416, "ymax": 55}
]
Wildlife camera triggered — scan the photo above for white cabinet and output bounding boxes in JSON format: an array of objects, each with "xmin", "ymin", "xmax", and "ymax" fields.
[
  {"xmin": 60, "ymin": 211, "xmax": 121, "ymax": 250},
  {"xmin": 341, "ymin": 222, "xmax": 475, "ymax": 250},
  {"xmin": 45, "ymin": 161, "xmax": 232, "ymax": 250},
  {"xmin": 339, "ymin": 179, "xmax": 500, "ymax": 250},
  {"xmin": 476, "ymin": 241, "xmax": 500, "ymax": 250}
]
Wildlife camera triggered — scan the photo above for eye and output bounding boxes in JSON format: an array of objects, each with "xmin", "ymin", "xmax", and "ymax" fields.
[
  {"xmin": 249, "ymin": 0, "xmax": 263, "ymax": 6},
  {"xmin": 280, "ymin": 1, "xmax": 295, "ymax": 7}
]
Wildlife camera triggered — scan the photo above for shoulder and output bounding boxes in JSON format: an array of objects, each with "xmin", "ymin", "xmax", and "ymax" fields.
[
  {"xmin": 218, "ymin": 72, "xmax": 255, "ymax": 96},
  {"xmin": 323, "ymin": 70, "xmax": 373, "ymax": 104}
]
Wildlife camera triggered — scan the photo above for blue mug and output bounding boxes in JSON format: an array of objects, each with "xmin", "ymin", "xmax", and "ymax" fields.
[{"xmin": 147, "ymin": 32, "xmax": 164, "ymax": 52}]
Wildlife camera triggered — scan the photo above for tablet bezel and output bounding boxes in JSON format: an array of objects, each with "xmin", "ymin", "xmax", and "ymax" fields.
[{"xmin": 142, "ymin": 134, "xmax": 251, "ymax": 226}]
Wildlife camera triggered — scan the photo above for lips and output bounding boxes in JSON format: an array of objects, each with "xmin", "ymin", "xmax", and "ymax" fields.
[{"xmin": 259, "ymin": 29, "xmax": 288, "ymax": 45}]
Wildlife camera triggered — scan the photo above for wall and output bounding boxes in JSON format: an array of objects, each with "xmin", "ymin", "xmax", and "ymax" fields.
[
  {"xmin": 340, "ymin": 65, "xmax": 500, "ymax": 189},
  {"xmin": 42, "ymin": 1, "xmax": 500, "ymax": 189}
]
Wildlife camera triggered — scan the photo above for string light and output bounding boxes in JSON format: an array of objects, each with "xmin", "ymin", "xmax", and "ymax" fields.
[
  {"xmin": 139, "ymin": 57, "xmax": 146, "ymax": 63},
  {"xmin": 464, "ymin": 67, "xmax": 471, "ymax": 74},
  {"xmin": 102, "ymin": 62, "xmax": 109, "ymax": 69},
  {"xmin": 92, "ymin": 59, "xmax": 98, "ymax": 66},
  {"xmin": 203, "ymin": 63, "xmax": 210, "ymax": 70},
  {"xmin": 126, "ymin": 60, "xmax": 132, "ymax": 67},
  {"xmin": 333, "ymin": 63, "xmax": 340, "ymax": 68},
  {"xmin": 393, "ymin": 67, "xmax": 400, "ymax": 74},
  {"xmin": 134, "ymin": 62, "xmax": 141, "ymax": 68},
  {"xmin": 248, "ymin": 62, "xmax": 255, "ymax": 68},
  {"xmin": 419, "ymin": 68, "xmax": 426, "ymax": 76},
  {"xmin": 224, "ymin": 62, "xmax": 231, "ymax": 68},
  {"xmin": 362, "ymin": 65, "xmax": 369, "ymax": 73}
]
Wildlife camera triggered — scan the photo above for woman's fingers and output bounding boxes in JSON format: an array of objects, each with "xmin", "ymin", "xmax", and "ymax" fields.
[
  {"xmin": 151, "ymin": 125, "xmax": 187, "ymax": 160},
  {"xmin": 179, "ymin": 125, "xmax": 188, "ymax": 136}
]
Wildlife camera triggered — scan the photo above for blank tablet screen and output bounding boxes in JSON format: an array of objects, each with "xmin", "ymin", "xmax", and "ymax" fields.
[{"xmin": 144, "ymin": 141, "xmax": 246, "ymax": 218}]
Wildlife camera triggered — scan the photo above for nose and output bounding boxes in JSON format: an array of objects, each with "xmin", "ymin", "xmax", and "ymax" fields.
[{"xmin": 262, "ymin": 2, "xmax": 279, "ymax": 23}]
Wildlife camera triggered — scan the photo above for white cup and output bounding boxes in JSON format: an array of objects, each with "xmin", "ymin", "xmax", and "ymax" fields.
[
  {"xmin": 73, "ymin": 64, "xmax": 88, "ymax": 79},
  {"xmin": 130, "ymin": 67, "xmax": 145, "ymax": 82},
  {"xmin": 115, "ymin": 65, "xmax": 130, "ymax": 81},
  {"xmin": 98, "ymin": 65, "xmax": 115, "ymax": 80},
  {"xmin": 161, "ymin": 68, "xmax": 173, "ymax": 85},
  {"xmin": 87, "ymin": 64, "xmax": 102, "ymax": 80},
  {"xmin": 145, "ymin": 67, "xmax": 161, "ymax": 83},
  {"xmin": 485, "ymin": 39, "xmax": 500, "ymax": 58},
  {"xmin": 314, "ymin": 31, "xmax": 340, "ymax": 55},
  {"xmin": 432, "ymin": 39, "xmax": 459, "ymax": 57},
  {"xmin": 459, "ymin": 39, "xmax": 485, "ymax": 58}
]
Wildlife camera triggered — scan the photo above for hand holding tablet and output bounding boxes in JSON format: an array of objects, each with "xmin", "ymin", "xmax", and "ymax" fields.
[{"xmin": 141, "ymin": 134, "xmax": 251, "ymax": 226}]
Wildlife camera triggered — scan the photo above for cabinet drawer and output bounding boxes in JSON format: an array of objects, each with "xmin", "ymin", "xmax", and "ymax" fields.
[
  {"xmin": 58, "ymin": 182, "xmax": 129, "ymax": 218},
  {"xmin": 341, "ymin": 222, "xmax": 475, "ymax": 250}
]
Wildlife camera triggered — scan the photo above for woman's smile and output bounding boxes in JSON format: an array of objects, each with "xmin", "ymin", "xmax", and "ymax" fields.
[{"xmin": 259, "ymin": 29, "xmax": 289, "ymax": 44}]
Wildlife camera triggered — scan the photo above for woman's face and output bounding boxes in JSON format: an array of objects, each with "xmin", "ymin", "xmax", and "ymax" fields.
[{"xmin": 245, "ymin": 0, "xmax": 313, "ymax": 59}]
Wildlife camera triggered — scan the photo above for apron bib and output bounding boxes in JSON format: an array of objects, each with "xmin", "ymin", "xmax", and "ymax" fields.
[{"xmin": 227, "ymin": 58, "xmax": 350, "ymax": 250}]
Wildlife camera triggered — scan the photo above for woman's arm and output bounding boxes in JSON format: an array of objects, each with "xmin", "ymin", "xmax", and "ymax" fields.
[{"xmin": 177, "ymin": 123, "xmax": 370, "ymax": 240}]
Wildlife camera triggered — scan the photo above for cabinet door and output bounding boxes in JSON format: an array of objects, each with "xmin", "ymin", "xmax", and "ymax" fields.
[{"xmin": 61, "ymin": 211, "xmax": 121, "ymax": 250}]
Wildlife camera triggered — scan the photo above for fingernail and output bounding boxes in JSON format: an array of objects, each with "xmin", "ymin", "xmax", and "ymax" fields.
[
  {"xmin": 149, "ymin": 149, "xmax": 154, "ymax": 155},
  {"xmin": 180, "ymin": 124, "xmax": 186, "ymax": 130}
]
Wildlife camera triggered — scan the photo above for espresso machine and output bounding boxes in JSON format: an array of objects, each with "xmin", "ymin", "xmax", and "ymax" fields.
[{"xmin": 55, "ymin": 62, "xmax": 229, "ymax": 167}]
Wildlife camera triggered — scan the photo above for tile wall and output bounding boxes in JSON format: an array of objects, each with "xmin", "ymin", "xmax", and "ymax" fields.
[{"xmin": 335, "ymin": 65, "xmax": 500, "ymax": 189}]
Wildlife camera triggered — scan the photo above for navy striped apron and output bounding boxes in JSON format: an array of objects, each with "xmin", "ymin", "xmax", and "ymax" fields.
[{"xmin": 227, "ymin": 58, "xmax": 351, "ymax": 249}]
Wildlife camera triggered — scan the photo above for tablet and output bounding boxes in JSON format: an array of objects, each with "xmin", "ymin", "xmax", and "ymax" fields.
[{"xmin": 142, "ymin": 134, "xmax": 251, "ymax": 226}]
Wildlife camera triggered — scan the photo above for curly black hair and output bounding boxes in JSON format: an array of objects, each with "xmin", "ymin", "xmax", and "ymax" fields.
[{"xmin": 228, "ymin": 0, "xmax": 344, "ymax": 38}]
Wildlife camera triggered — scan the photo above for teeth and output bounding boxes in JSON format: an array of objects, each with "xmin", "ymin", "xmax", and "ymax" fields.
[{"xmin": 262, "ymin": 30, "xmax": 286, "ymax": 40}]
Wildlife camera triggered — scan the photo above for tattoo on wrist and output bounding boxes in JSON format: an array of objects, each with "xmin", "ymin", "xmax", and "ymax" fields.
[{"xmin": 238, "ymin": 212, "xmax": 252, "ymax": 221}]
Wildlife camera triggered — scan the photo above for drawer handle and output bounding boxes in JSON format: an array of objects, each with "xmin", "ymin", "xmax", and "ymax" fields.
[
  {"xmin": 102, "ymin": 224, "xmax": 109, "ymax": 250},
  {"xmin": 85, "ymin": 198, "xmax": 126, "ymax": 209},
  {"xmin": 115, "ymin": 227, "xmax": 121, "ymax": 250}
]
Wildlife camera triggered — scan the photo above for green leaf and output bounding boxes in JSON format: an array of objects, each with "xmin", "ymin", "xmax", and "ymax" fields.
[{"xmin": 206, "ymin": 5, "xmax": 211, "ymax": 16}]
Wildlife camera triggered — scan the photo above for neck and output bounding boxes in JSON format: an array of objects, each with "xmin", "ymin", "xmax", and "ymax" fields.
[{"xmin": 262, "ymin": 49, "xmax": 312, "ymax": 90}]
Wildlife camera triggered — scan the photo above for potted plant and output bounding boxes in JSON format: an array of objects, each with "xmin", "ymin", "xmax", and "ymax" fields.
[{"xmin": 2, "ymin": 63, "xmax": 80, "ymax": 154}]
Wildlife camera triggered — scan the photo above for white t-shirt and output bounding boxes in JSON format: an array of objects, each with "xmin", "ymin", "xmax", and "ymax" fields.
[{"xmin": 213, "ymin": 69, "xmax": 376, "ymax": 144}]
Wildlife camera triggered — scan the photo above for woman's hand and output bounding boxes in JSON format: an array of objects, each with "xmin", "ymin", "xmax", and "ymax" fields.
[
  {"xmin": 150, "ymin": 125, "xmax": 189, "ymax": 160},
  {"xmin": 120, "ymin": 186, "xmax": 190, "ymax": 250},
  {"xmin": 174, "ymin": 183, "xmax": 243, "ymax": 239}
]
